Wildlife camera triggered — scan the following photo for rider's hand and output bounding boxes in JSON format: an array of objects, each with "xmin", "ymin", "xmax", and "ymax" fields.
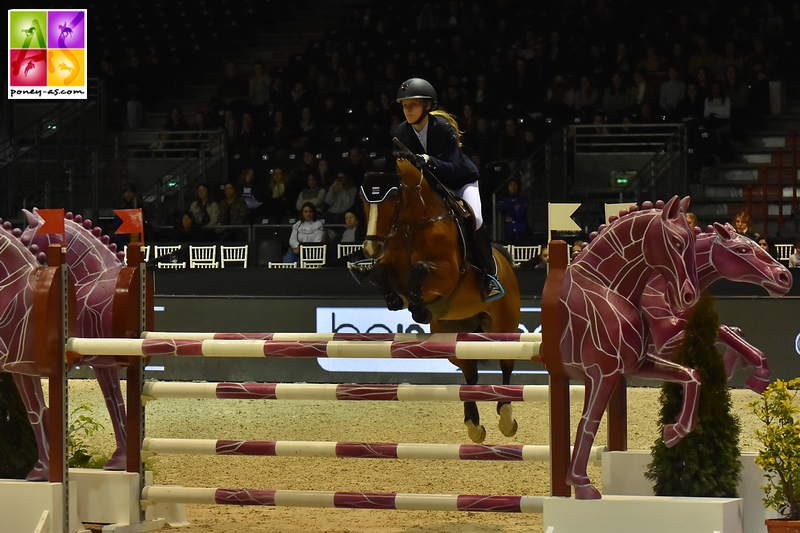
[{"xmin": 412, "ymin": 154, "xmax": 429, "ymax": 168}]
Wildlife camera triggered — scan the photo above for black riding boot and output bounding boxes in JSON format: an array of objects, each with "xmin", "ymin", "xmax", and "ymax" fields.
[{"xmin": 475, "ymin": 225, "xmax": 505, "ymax": 302}]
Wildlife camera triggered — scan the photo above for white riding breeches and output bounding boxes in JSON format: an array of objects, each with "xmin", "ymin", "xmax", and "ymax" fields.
[{"xmin": 448, "ymin": 181, "xmax": 483, "ymax": 229}]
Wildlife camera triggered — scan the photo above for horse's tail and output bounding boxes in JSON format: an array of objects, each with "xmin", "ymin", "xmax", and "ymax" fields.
[{"xmin": 492, "ymin": 242, "xmax": 515, "ymax": 270}]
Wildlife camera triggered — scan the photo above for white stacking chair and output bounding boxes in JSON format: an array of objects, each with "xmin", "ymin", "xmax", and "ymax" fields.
[
  {"xmin": 189, "ymin": 245, "xmax": 218, "ymax": 268},
  {"xmin": 337, "ymin": 243, "xmax": 363, "ymax": 258},
  {"xmin": 268, "ymin": 262, "xmax": 297, "ymax": 268},
  {"xmin": 299, "ymin": 245, "xmax": 327, "ymax": 268},
  {"xmin": 220, "ymin": 245, "xmax": 249, "ymax": 268},
  {"xmin": 512, "ymin": 245, "xmax": 541, "ymax": 266},
  {"xmin": 154, "ymin": 244, "xmax": 185, "ymax": 269},
  {"xmin": 775, "ymin": 244, "xmax": 794, "ymax": 261}
]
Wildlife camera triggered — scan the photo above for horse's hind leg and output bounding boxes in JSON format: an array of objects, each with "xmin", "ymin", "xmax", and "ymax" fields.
[
  {"xmin": 12, "ymin": 373, "xmax": 50, "ymax": 481},
  {"xmin": 94, "ymin": 367, "xmax": 127, "ymax": 470},
  {"xmin": 497, "ymin": 360, "xmax": 518, "ymax": 437},
  {"xmin": 568, "ymin": 366, "xmax": 621, "ymax": 499},
  {"xmin": 450, "ymin": 358, "xmax": 486, "ymax": 443}
]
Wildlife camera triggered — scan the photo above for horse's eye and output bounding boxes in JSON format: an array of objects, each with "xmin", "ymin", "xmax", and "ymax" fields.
[
  {"xmin": 736, "ymin": 247, "xmax": 749, "ymax": 254},
  {"xmin": 673, "ymin": 238, "xmax": 684, "ymax": 251}
]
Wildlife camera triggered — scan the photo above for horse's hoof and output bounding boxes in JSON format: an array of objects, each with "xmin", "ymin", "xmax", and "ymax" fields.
[
  {"xmin": 663, "ymin": 423, "xmax": 688, "ymax": 447},
  {"xmin": 411, "ymin": 305, "xmax": 432, "ymax": 324},
  {"xmin": 103, "ymin": 448, "xmax": 126, "ymax": 471},
  {"xmin": 386, "ymin": 295, "xmax": 404, "ymax": 311},
  {"xmin": 746, "ymin": 373, "xmax": 770, "ymax": 394},
  {"xmin": 498, "ymin": 404, "xmax": 518, "ymax": 437},
  {"xmin": 573, "ymin": 484, "xmax": 602, "ymax": 500},
  {"xmin": 465, "ymin": 421, "xmax": 486, "ymax": 443},
  {"xmin": 26, "ymin": 461, "xmax": 49, "ymax": 481}
]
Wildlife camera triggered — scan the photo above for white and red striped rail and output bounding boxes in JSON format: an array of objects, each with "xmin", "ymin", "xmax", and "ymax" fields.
[
  {"xmin": 141, "ymin": 486, "xmax": 545, "ymax": 513},
  {"xmin": 141, "ymin": 438, "xmax": 604, "ymax": 464},
  {"xmin": 141, "ymin": 332, "xmax": 543, "ymax": 342},
  {"xmin": 142, "ymin": 382, "xmax": 586, "ymax": 403},
  {"xmin": 66, "ymin": 337, "xmax": 541, "ymax": 360}
]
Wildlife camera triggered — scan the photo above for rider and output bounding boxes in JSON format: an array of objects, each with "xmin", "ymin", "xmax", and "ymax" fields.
[{"xmin": 394, "ymin": 77, "xmax": 504, "ymax": 302}]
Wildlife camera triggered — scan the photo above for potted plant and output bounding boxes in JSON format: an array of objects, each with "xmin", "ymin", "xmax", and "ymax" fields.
[{"xmin": 749, "ymin": 378, "xmax": 800, "ymax": 532}]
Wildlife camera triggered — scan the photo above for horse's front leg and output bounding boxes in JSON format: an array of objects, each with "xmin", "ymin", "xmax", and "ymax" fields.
[
  {"xmin": 448, "ymin": 358, "xmax": 486, "ymax": 443},
  {"xmin": 12, "ymin": 373, "xmax": 50, "ymax": 481},
  {"xmin": 497, "ymin": 360, "xmax": 518, "ymax": 437},
  {"xmin": 368, "ymin": 262, "xmax": 404, "ymax": 311},
  {"xmin": 408, "ymin": 261, "xmax": 433, "ymax": 324},
  {"xmin": 634, "ymin": 354, "xmax": 701, "ymax": 447},
  {"xmin": 717, "ymin": 325, "xmax": 769, "ymax": 392}
]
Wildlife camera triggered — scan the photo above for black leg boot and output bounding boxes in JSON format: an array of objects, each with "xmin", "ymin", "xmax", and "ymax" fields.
[{"xmin": 475, "ymin": 225, "xmax": 505, "ymax": 302}]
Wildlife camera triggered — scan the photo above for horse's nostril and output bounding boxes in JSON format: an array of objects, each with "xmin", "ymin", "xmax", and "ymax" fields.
[{"xmin": 779, "ymin": 272, "xmax": 791, "ymax": 286}]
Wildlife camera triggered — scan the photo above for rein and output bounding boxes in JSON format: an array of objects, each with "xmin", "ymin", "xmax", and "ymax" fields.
[{"xmin": 364, "ymin": 166, "xmax": 455, "ymax": 245}]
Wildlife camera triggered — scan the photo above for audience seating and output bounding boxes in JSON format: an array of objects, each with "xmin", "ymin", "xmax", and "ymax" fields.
[
  {"xmin": 189, "ymin": 245, "xmax": 219, "ymax": 268},
  {"xmin": 299, "ymin": 245, "xmax": 326, "ymax": 268},
  {"xmin": 220, "ymin": 245, "xmax": 249, "ymax": 268}
]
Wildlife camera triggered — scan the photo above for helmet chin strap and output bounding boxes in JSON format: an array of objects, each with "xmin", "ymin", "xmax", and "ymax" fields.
[{"xmin": 412, "ymin": 101, "xmax": 431, "ymax": 126}]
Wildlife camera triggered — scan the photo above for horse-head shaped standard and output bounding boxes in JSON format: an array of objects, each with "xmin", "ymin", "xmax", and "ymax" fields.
[
  {"xmin": 707, "ymin": 222, "xmax": 792, "ymax": 296},
  {"xmin": 641, "ymin": 196, "xmax": 698, "ymax": 310}
]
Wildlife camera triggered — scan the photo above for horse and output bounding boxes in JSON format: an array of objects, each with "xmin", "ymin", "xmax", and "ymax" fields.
[
  {"xmin": 560, "ymin": 197, "xmax": 699, "ymax": 499},
  {"xmin": 57, "ymin": 63, "xmax": 74, "ymax": 74},
  {"xmin": 640, "ymin": 222, "xmax": 792, "ymax": 391},
  {"xmin": 0, "ymin": 219, "xmax": 52, "ymax": 480},
  {"xmin": 19, "ymin": 209, "xmax": 129, "ymax": 477},
  {"xmin": 21, "ymin": 27, "xmax": 36, "ymax": 37},
  {"xmin": 356, "ymin": 152, "xmax": 521, "ymax": 444},
  {"xmin": 58, "ymin": 23, "xmax": 73, "ymax": 38},
  {"xmin": 24, "ymin": 61, "xmax": 35, "ymax": 77}
]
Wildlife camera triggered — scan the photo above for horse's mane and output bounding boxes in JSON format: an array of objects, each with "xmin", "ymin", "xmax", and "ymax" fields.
[
  {"xmin": 0, "ymin": 218, "xmax": 45, "ymax": 264},
  {"xmin": 20, "ymin": 209, "xmax": 124, "ymax": 264}
]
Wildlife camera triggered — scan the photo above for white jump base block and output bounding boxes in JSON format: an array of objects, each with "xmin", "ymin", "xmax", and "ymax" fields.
[
  {"xmin": 543, "ymin": 494, "xmax": 743, "ymax": 533},
  {"xmin": 601, "ymin": 450, "xmax": 780, "ymax": 533},
  {"xmin": 0, "ymin": 480, "xmax": 86, "ymax": 533},
  {"xmin": 69, "ymin": 469, "xmax": 180, "ymax": 532}
]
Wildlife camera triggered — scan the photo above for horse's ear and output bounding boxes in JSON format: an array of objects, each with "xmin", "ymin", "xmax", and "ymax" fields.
[
  {"xmin": 661, "ymin": 196, "xmax": 681, "ymax": 221},
  {"xmin": 23, "ymin": 208, "xmax": 38, "ymax": 228},
  {"xmin": 679, "ymin": 196, "xmax": 691, "ymax": 213},
  {"xmin": 714, "ymin": 222, "xmax": 733, "ymax": 241}
]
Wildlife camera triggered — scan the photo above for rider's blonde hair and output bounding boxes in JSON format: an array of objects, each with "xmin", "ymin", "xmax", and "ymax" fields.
[{"xmin": 430, "ymin": 109, "xmax": 464, "ymax": 147}]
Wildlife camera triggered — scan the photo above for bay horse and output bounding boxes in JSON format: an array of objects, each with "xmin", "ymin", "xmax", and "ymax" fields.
[
  {"xmin": 357, "ymin": 152, "xmax": 521, "ymax": 444},
  {"xmin": 19, "ymin": 209, "xmax": 129, "ymax": 477},
  {"xmin": 641, "ymin": 222, "xmax": 792, "ymax": 391},
  {"xmin": 560, "ymin": 197, "xmax": 699, "ymax": 499}
]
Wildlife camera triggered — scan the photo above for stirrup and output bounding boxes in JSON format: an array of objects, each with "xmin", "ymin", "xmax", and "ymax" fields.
[
  {"xmin": 481, "ymin": 273, "xmax": 505, "ymax": 302},
  {"xmin": 347, "ymin": 258, "xmax": 374, "ymax": 284}
]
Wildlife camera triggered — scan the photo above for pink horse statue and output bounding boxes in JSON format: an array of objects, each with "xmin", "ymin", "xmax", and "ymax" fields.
[
  {"xmin": 0, "ymin": 219, "xmax": 53, "ymax": 480},
  {"xmin": 18, "ymin": 209, "xmax": 129, "ymax": 479},
  {"xmin": 560, "ymin": 196, "xmax": 699, "ymax": 499},
  {"xmin": 641, "ymin": 222, "xmax": 792, "ymax": 391}
]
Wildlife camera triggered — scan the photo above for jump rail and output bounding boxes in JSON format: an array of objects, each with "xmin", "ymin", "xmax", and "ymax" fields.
[
  {"xmin": 141, "ymin": 332, "xmax": 543, "ymax": 342},
  {"xmin": 142, "ymin": 486, "xmax": 546, "ymax": 513},
  {"xmin": 141, "ymin": 382, "xmax": 586, "ymax": 403},
  {"xmin": 66, "ymin": 338, "xmax": 541, "ymax": 360},
  {"xmin": 141, "ymin": 438, "xmax": 605, "ymax": 464}
]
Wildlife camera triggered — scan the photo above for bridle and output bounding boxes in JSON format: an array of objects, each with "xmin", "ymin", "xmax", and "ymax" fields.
[{"xmin": 361, "ymin": 164, "xmax": 453, "ymax": 247}]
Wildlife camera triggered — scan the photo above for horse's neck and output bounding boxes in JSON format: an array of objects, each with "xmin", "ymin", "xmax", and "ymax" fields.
[
  {"xmin": 402, "ymin": 178, "xmax": 447, "ymax": 224},
  {"xmin": 0, "ymin": 234, "xmax": 38, "ymax": 366},
  {"xmin": 694, "ymin": 233, "xmax": 720, "ymax": 291},
  {"xmin": 65, "ymin": 222, "xmax": 122, "ymax": 287},
  {"xmin": 578, "ymin": 215, "xmax": 654, "ymax": 300}
]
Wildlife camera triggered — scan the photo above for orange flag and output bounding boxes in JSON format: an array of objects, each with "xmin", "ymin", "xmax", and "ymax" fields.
[
  {"xmin": 35, "ymin": 209, "xmax": 65, "ymax": 240},
  {"xmin": 114, "ymin": 208, "xmax": 145, "ymax": 244}
]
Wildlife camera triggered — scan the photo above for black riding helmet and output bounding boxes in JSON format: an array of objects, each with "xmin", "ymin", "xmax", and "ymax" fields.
[{"xmin": 396, "ymin": 78, "xmax": 438, "ymax": 111}]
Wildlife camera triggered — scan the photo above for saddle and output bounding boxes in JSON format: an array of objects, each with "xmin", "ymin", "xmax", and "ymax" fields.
[{"xmin": 429, "ymin": 179, "xmax": 477, "ymax": 274}]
